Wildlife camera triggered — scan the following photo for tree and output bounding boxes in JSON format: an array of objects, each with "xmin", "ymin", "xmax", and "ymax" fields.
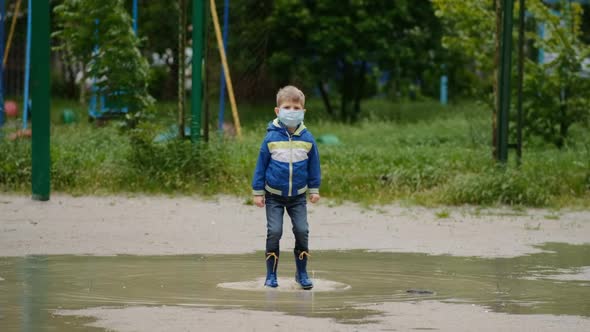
[
  {"xmin": 227, "ymin": 0, "xmax": 442, "ymax": 122},
  {"xmin": 523, "ymin": 0, "xmax": 590, "ymax": 148},
  {"xmin": 431, "ymin": 0, "xmax": 498, "ymax": 105},
  {"xmin": 433, "ymin": 0, "xmax": 590, "ymax": 148},
  {"xmin": 54, "ymin": 0, "xmax": 154, "ymax": 126},
  {"xmin": 266, "ymin": 0, "xmax": 441, "ymax": 122}
]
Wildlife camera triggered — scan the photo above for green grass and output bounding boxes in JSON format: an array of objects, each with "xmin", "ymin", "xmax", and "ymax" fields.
[
  {"xmin": 1, "ymin": 97, "xmax": 589, "ymax": 207},
  {"xmin": 435, "ymin": 209, "xmax": 451, "ymax": 219}
]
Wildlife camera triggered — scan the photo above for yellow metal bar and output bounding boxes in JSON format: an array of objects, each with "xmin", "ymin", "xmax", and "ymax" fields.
[
  {"xmin": 3, "ymin": 0, "xmax": 22, "ymax": 67},
  {"xmin": 209, "ymin": 0, "xmax": 241, "ymax": 139}
]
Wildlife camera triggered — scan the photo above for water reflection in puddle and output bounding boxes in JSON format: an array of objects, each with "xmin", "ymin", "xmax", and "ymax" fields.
[{"xmin": 0, "ymin": 243, "xmax": 589, "ymax": 331}]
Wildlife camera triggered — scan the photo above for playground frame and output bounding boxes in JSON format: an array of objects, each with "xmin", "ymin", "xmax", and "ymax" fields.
[{"xmin": 27, "ymin": 0, "xmax": 207, "ymax": 201}]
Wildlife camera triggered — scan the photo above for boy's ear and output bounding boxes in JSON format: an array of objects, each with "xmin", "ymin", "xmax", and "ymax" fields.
[{"xmin": 274, "ymin": 107, "xmax": 280, "ymax": 116}]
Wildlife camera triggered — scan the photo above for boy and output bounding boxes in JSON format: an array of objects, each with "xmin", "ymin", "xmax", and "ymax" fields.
[{"xmin": 252, "ymin": 85, "xmax": 321, "ymax": 290}]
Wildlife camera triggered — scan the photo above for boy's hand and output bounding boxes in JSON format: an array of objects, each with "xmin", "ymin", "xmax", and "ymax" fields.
[
  {"xmin": 309, "ymin": 193, "xmax": 320, "ymax": 203},
  {"xmin": 253, "ymin": 195, "xmax": 265, "ymax": 208}
]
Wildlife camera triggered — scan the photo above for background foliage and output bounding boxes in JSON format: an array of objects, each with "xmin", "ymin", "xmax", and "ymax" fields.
[{"xmin": 1, "ymin": 1, "xmax": 590, "ymax": 207}]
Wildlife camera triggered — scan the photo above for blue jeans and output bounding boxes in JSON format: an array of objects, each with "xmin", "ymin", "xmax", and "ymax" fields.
[{"xmin": 265, "ymin": 192, "xmax": 309, "ymax": 255}]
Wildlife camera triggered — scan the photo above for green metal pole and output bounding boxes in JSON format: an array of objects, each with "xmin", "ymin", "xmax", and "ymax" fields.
[
  {"xmin": 179, "ymin": 0, "xmax": 186, "ymax": 139},
  {"xmin": 497, "ymin": 0, "xmax": 514, "ymax": 163},
  {"xmin": 31, "ymin": 0, "xmax": 50, "ymax": 201},
  {"xmin": 516, "ymin": 0, "xmax": 525, "ymax": 165},
  {"xmin": 191, "ymin": 0, "xmax": 205, "ymax": 143},
  {"xmin": 203, "ymin": 0, "xmax": 210, "ymax": 142}
]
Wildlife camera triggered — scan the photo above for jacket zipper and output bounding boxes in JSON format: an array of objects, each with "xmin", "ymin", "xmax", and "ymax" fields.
[{"xmin": 288, "ymin": 132, "xmax": 293, "ymax": 197}]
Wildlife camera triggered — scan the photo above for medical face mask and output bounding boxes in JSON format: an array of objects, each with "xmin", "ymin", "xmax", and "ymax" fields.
[{"xmin": 278, "ymin": 108, "xmax": 305, "ymax": 128}]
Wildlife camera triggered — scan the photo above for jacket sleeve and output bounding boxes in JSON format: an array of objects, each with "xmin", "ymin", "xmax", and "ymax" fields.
[
  {"xmin": 252, "ymin": 137, "xmax": 271, "ymax": 195},
  {"xmin": 307, "ymin": 139, "xmax": 321, "ymax": 194}
]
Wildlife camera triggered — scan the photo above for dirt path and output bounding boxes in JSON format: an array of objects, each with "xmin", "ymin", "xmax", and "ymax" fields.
[
  {"xmin": 2, "ymin": 194, "xmax": 590, "ymax": 331},
  {"xmin": 1, "ymin": 194, "xmax": 589, "ymax": 257}
]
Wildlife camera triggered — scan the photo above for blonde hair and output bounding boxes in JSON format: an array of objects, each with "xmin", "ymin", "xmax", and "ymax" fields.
[{"xmin": 276, "ymin": 85, "xmax": 305, "ymax": 107}]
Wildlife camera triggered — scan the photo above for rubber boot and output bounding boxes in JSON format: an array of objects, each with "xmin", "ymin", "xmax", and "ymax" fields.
[
  {"xmin": 295, "ymin": 251, "xmax": 313, "ymax": 290},
  {"xmin": 264, "ymin": 252, "xmax": 279, "ymax": 288}
]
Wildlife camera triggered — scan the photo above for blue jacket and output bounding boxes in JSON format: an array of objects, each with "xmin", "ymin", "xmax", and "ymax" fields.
[{"xmin": 252, "ymin": 119, "xmax": 321, "ymax": 197}]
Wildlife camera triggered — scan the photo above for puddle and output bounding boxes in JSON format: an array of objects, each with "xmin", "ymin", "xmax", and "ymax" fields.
[
  {"xmin": 218, "ymin": 277, "xmax": 351, "ymax": 292},
  {"xmin": 524, "ymin": 266, "xmax": 590, "ymax": 282},
  {"xmin": 0, "ymin": 243, "xmax": 589, "ymax": 331}
]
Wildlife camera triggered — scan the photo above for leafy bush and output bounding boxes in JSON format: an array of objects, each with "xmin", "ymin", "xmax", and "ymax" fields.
[
  {"xmin": 53, "ymin": 0, "xmax": 154, "ymax": 127},
  {"xmin": 520, "ymin": 1, "xmax": 590, "ymax": 148},
  {"xmin": 433, "ymin": 0, "xmax": 590, "ymax": 148}
]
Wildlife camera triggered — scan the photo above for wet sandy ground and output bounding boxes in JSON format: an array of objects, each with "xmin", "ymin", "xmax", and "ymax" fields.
[
  {"xmin": 1, "ymin": 194, "xmax": 589, "ymax": 258},
  {"xmin": 2, "ymin": 194, "xmax": 590, "ymax": 331},
  {"xmin": 54, "ymin": 302, "xmax": 590, "ymax": 332}
]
